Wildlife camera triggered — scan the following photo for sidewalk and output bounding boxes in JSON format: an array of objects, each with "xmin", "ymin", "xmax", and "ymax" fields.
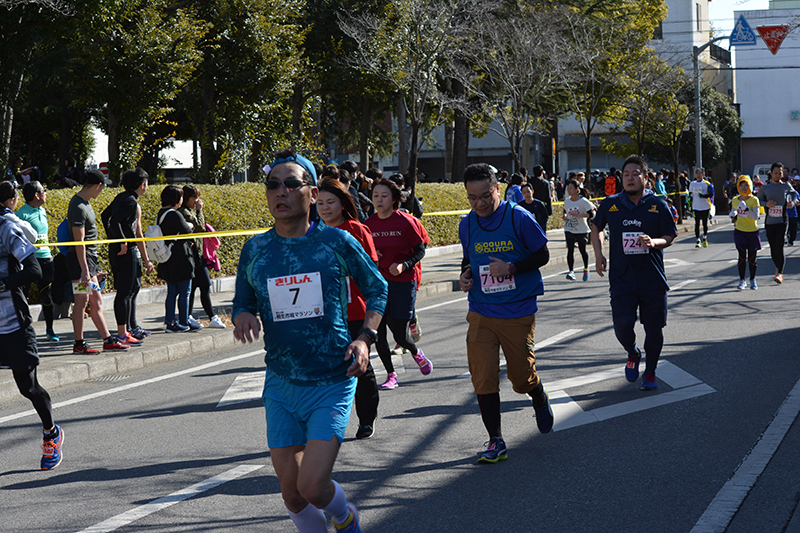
[{"xmin": 0, "ymin": 228, "xmax": 603, "ymax": 402}]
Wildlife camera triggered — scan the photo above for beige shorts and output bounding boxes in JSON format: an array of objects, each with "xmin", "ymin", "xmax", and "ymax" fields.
[{"xmin": 466, "ymin": 310, "xmax": 540, "ymax": 395}]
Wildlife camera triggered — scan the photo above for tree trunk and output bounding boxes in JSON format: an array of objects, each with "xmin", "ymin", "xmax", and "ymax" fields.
[
  {"xmin": 584, "ymin": 132, "xmax": 592, "ymax": 176},
  {"xmin": 452, "ymin": 78, "xmax": 468, "ymax": 183},
  {"xmin": 248, "ymin": 139, "xmax": 263, "ymax": 182},
  {"xmin": 291, "ymin": 81, "xmax": 304, "ymax": 148},
  {"xmin": 107, "ymin": 109, "xmax": 122, "ymax": 184},
  {"xmin": 136, "ymin": 130, "xmax": 158, "ymax": 180},
  {"xmin": 58, "ymin": 110, "xmax": 73, "ymax": 176},
  {"xmin": 359, "ymin": 96, "xmax": 371, "ymax": 172},
  {"xmin": 397, "ymin": 97, "xmax": 409, "ymax": 174},
  {"xmin": 0, "ymin": 43, "xmax": 32, "ymax": 171},
  {"xmin": 200, "ymin": 70, "xmax": 217, "ymax": 184}
]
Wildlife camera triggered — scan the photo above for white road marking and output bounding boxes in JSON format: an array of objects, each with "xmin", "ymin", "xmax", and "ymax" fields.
[
  {"xmin": 549, "ymin": 361, "xmax": 716, "ymax": 432},
  {"xmin": 76, "ymin": 464, "xmax": 264, "ymax": 533},
  {"xmin": 671, "ymin": 279, "xmax": 697, "ymax": 290},
  {"xmin": 664, "ymin": 258, "xmax": 695, "ymax": 268},
  {"xmin": 416, "ymin": 296, "xmax": 468, "ymax": 312},
  {"xmin": 216, "ymin": 371, "xmax": 265, "ymax": 407},
  {"xmin": 457, "ymin": 329, "xmax": 582, "ymax": 378},
  {"xmin": 542, "ymin": 270, "xmax": 569, "ymax": 279},
  {"xmin": 690, "ymin": 375, "xmax": 800, "ymax": 533},
  {"xmin": 0, "ymin": 350, "xmax": 264, "ymax": 425}
]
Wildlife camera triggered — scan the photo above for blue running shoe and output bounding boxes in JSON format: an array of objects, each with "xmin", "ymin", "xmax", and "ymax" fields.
[
  {"xmin": 478, "ymin": 437, "xmax": 508, "ymax": 463},
  {"xmin": 625, "ymin": 348, "xmax": 642, "ymax": 383},
  {"xmin": 333, "ymin": 502, "xmax": 361, "ymax": 532},
  {"xmin": 41, "ymin": 424, "xmax": 63, "ymax": 470},
  {"xmin": 533, "ymin": 388, "xmax": 554, "ymax": 434},
  {"xmin": 641, "ymin": 372, "xmax": 658, "ymax": 391},
  {"xmin": 46, "ymin": 329, "xmax": 60, "ymax": 342},
  {"xmin": 750, "ymin": 279, "xmax": 758, "ymax": 290}
]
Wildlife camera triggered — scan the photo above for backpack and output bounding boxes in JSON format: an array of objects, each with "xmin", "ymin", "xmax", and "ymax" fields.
[
  {"xmin": 56, "ymin": 218, "xmax": 70, "ymax": 255},
  {"xmin": 144, "ymin": 209, "xmax": 175, "ymax": 263}
]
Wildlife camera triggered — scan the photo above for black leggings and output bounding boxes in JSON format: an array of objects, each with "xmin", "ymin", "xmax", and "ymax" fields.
[
  {"xmin": 189, "ymin": 261, "xmax": 215, "ymax": 319},
  {"xmin": 737, "ymin": 246, "xmax": 758, "ymax": 280},
  {"xmin": 565, "ymin": 232, "xmax": 589, "ymax": 271},
  {"xmin": 375, "ymin": 315, "xmax": 417, "ymax": 374},
  {"xmin": 111, "ymin": 249, "xmax": 142, "ymax": 329},
  {"xmin": 348, "ymin": 321, "xmax": 379, "ymax": 426},
  {"xmin": 694, "ymin": 210, "xmax": 709, "ymax": 239},
  {"xmin": 14, "ymin": 366, "xmax": 54, "ymax": 430},
  {"xmin": 24, "ymin": 258, "xmax": 54, "ymax": 330},
  {"xmin": 765, "ymin": 223, "xmax": 787, "ymax": 274}
]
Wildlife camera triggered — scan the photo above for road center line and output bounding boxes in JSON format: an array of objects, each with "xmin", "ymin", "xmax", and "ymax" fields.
[
  {"xmin": 0, "ymin": 350, "xmax": 264, "ymax": 425},
  {"xmin": 690, "ymin": 375, "xmax": 800, "ymax": 533},
  {"xmin": 76, "ymin": 464, "xmax": 264, "ymax": 533}
]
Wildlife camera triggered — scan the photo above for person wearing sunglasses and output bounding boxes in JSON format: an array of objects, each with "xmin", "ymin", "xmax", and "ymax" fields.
[{"xmin": 233, "ymin": 151, "xmax": 386, "ymax": 533}]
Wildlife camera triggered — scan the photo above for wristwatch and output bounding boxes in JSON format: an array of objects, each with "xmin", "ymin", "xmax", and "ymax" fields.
[
  {"xmin": 508, "ymin": 262, "xmax": 517, "ymax": 276},
  {"xmin": 357, "ymin": 327, "xmax": 378, "ymax": 345}
]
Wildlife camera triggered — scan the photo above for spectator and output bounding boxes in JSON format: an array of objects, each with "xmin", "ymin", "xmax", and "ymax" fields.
[
  {"xmin": 157, "ymin": 185, "xmax": 197, "ymax": 333},
  {"xmin": 519, "ymin": 183, "xmax": 549, "ymax": 231},
  {"xmin": 505, "ymin": 173, "xmax": 524, "ymax": 203},
  {"xmin": 180, "ymin": 185, "xmax": 225, "ymax": 329},
  {"xmin": 66, "ymin": 170, "xmax": 129, "ymax": 354},
  {"xmin": 529, "ymin": 165, "xmax": 553, "ymax": 215}
]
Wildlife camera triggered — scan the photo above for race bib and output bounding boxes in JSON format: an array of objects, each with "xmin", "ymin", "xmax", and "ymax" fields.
[
  {"xmin": 689, "ymin": 182, "xmax": 703, "ymax": 194},
  {"xmin": 567, "ymin": 208, "xmax": 580, "ymax": 217},
  {"xmin": 479, "ymin": 264, "xmax": 516, "ymax": 293},
  {"xmin": 267, "ymin": 271, "xmax": 324, "ymax": 322},
  {"xmin": 769, "ymin": 206, "xmax": 783, "ymax": 218},
  {"xmin": 35, "ymin": 233, "xmax": 49, "ymax": 246},
  {"xmin": 622, "ymin": 232, "xmax": 649, "ymax": 255}
]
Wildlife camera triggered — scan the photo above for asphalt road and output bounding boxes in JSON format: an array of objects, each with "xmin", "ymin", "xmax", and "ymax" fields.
[{"xmin": 2, "ymin": 221, "xmax": 799, "ymax": 533}]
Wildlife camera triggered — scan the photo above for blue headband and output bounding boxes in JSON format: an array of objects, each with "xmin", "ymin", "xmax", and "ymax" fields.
[{"xmin": 271, "ymin": 153, "xmax": 317, "ymax": 185}]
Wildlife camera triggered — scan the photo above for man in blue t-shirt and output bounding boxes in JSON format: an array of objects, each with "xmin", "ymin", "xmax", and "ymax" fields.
[
  {"xmin": 233, "ymin": 151, "xmax": 385, "ymax": 533},
  {"xmin": 591, "ymin": 155, "xmax": 678, "ymax": 391},
  {"xmin": 458, "ymin": 163, "xmax": 554, "ymax": 464}
]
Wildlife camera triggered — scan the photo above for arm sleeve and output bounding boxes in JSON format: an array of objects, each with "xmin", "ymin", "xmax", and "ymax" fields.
[
  {"xmin": 3, "ymin": 249, "xmax": 42, "ymax": 289},
  {"xmin": 513, "ymin": 244, "xmax": 549, "ymax": 273},
  {"xmin": 402, "ymin": 242, "xmax": 426, "ymax": 270}
]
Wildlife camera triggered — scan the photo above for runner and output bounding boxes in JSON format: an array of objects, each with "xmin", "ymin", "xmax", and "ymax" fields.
[
  {"xmin": 233, "ymin": 151, "xmax": 386, "ymax": 533},
  {"xmin": 458, "ymin": 163, "xmax": 554, "ymax": 464},
  {"xmin": 757, "ymin": 162, "xmax": 794, "ymax": 283},
  {"xmin": 0, "ymin": 205, "xmax": 63, "ymax": 470},
  {"xmin": 317, "ymin": 177, "xmax": 381, "ymax": 440},
  {"xmin": 689, "ymin": 168, "xmax": 714, "ymax": 248},
  {"xmin": 731, "ymin": 175, "xmax": 761, "ymax": 289},
  {"xmin": 366, "ymin": 178, "xmax": 432, "ymax": 390},
  {"xmin": 562, "ymin": 179, "xmax": 595, "ymax": 281},
  {"xmin": 591, "ymin": 155, "xmax": 677, "ymax": 391}
]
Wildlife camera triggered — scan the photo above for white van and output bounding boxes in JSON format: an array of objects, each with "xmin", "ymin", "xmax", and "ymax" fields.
[{"xmin": 753, "ymin": 164, "xmax": 772, "ymax": 181}]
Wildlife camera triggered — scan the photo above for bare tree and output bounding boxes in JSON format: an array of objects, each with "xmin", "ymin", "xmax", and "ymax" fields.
[
  {"xmin": 339, "ymin": 0, "xmax": 495, "ymax": 191},
  {"xmin": 462, "ymin": 5, "xmax": 569, "ymax": 172}
]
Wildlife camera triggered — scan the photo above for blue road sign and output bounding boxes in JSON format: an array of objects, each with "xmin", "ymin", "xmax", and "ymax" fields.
[{"xmin": 730, "ymin": 14, "xmax": 757, "ymax": 46}]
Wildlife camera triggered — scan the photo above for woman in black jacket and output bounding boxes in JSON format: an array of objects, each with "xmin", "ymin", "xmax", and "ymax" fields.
[{"xmin": 156, "ymin": 186, "xmax": 196, "ymax": 333}]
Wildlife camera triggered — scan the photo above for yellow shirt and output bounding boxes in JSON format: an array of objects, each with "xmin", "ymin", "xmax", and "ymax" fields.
[{"xmin": 733, "ymin": 195, "xmax": 760, "ymax": 232}]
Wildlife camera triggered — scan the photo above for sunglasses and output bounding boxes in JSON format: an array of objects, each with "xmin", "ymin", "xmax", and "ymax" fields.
[{"xmin": 266, "ymin": 179, "xmax": 309, "ymax": 191}]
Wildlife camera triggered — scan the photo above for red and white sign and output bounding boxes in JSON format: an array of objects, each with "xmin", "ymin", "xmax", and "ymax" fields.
[{"xmin": 757, "ymin": 25, "xmax": 789, "ymax": 55}]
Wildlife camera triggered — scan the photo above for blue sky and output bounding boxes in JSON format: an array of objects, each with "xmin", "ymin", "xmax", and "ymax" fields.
[{"xmin": 709, "ymin": 0, "xmax": 770, "ymax": 34}]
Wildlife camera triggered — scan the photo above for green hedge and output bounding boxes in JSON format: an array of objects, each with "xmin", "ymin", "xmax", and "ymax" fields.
[{"xmin": 29, "ymin": 182, "xmax": 564, "ymax": 291}]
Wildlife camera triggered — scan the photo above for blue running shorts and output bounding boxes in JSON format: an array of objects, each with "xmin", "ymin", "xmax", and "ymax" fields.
[{"xmin": 262, "ymin": 367, "xmax": 356, "ymax": 449}]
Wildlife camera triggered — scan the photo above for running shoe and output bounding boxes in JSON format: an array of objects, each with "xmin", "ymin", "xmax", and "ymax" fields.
[
  {"xmin": 187, "ymin": 315, "xmax": 203, "ymax": 329},
  {"xmin": 533, "ymin": 388, "xmax": 554, "ymax": 434},
  {"xmin": 775, "ymin": 273, "xmax": 783, "ymax": 284},
  {"xmin": 737, "ymin": 279, "xmax": 746, "ymax": 290},
  {"xmin": 380, "ymin": 372, "xmax": 398, "ymax": 390},
  {"xmin": 46, "ymin": 330, "xmax": 60, "ymax": 342},
  {"xmin": 356, "ymin": 423, "xmax": 375, "ymax": 440},
  {"xmin": 332, "ymin": 502, "xmax": 361, "ymax": 532},
  {"xmin": 695, "ymin": 239, "xmax": 701, "ymax": 248},
  {"xmin": 209, "ymin": 315, "xmax": 226, "ymax": 328},
  {"xmin": 478, "ymin": 437, "xmax": 508, "ymax": 464},
  {"xmin": 641, "ymin": 372, "xmax": 658, "ymax": 391},
  {"xmin": 41, "ymin": 424, "xmax": 63, "ymax": 470},
  {"xmin": 750, "ymin": 279, "xmax": 758, "ymax": 290},
  {"xmin": 390, "ymin": 343, "xmax": 408, "ymax": 355},
  {"xmin": 702, "ymin": 239, "xmax": 708, "ymax": 248},
  {"xmin": 103, "ymin": 338, "xmax": 130, "ymax": 352},
  {"xmin": 409, "ymin": 313, "xmax": 421, "ymax": 342},
  {"xmin": 117, "ymin": 333, "xmax": 143, "ymax": 346},
  {"xmin": 412, "ymin": 349, "xmax": 432, "ymax": 375},
  {"xmin": 582, "ymin": 269, "xmax": 589, "ymax": 282},
  {"xmin": 566, "ymin": 272, "xmax": 576, "ymax": 281},
  {"xmin": 166, "ymin": 322, "xmax": 190, "ymax": 333},
  {"xmin": 130, "ymin": 326, "xmax": 152, "ymax": 338},
  {"xmin": 73, "ymin": 342, "xmax": 99, "ymax": 355},
  {"xmin": 625, "ymin": 347, "xmax": 642, "ymax": 382}
]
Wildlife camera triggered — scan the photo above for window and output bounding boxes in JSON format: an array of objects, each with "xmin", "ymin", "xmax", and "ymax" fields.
[{"xmin": 696, "ymin": 3, "xmax": 702, "ymax": 32}]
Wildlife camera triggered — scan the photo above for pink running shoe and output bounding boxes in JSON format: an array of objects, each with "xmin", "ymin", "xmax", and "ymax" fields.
[
  {"xmin": 412, "ymin": 349, "xmax": 432, "ymax": 375},
  {"xmin": 380, "ymin": 372, "xmax": 398, "ymax": 390}
]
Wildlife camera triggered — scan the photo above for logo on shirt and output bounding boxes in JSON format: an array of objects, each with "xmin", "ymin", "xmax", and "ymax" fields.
[
  {"xmin": 648, "ymin": 205, "xmax": 659, "ymax": 213},
  {"xmin": 372, "ymin": 230, "xmax": 403, "ymax": 237},
  {"xmin": 609, "ymin": 204, "xmax": 619, "ymax": 212},
  {"xmin": 474, "ymin": 241, "xmax": 514, "ymax": 254},
  {"xmin": 272, "ymin": 274, "xmax": 315, "ymax": 287},
  {"xmin": 622, "ymin": 219, "xmax": 642, "ymax": 227}
]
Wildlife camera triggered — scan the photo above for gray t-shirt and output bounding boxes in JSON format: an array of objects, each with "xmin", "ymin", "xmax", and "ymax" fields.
[
  {"xmin": 757, "ymin": 181, "xmax": 794, "ymax": 224},
  {"xmin": 68, "ymin": 194, "xmax": 98, "ymax": 256}
]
